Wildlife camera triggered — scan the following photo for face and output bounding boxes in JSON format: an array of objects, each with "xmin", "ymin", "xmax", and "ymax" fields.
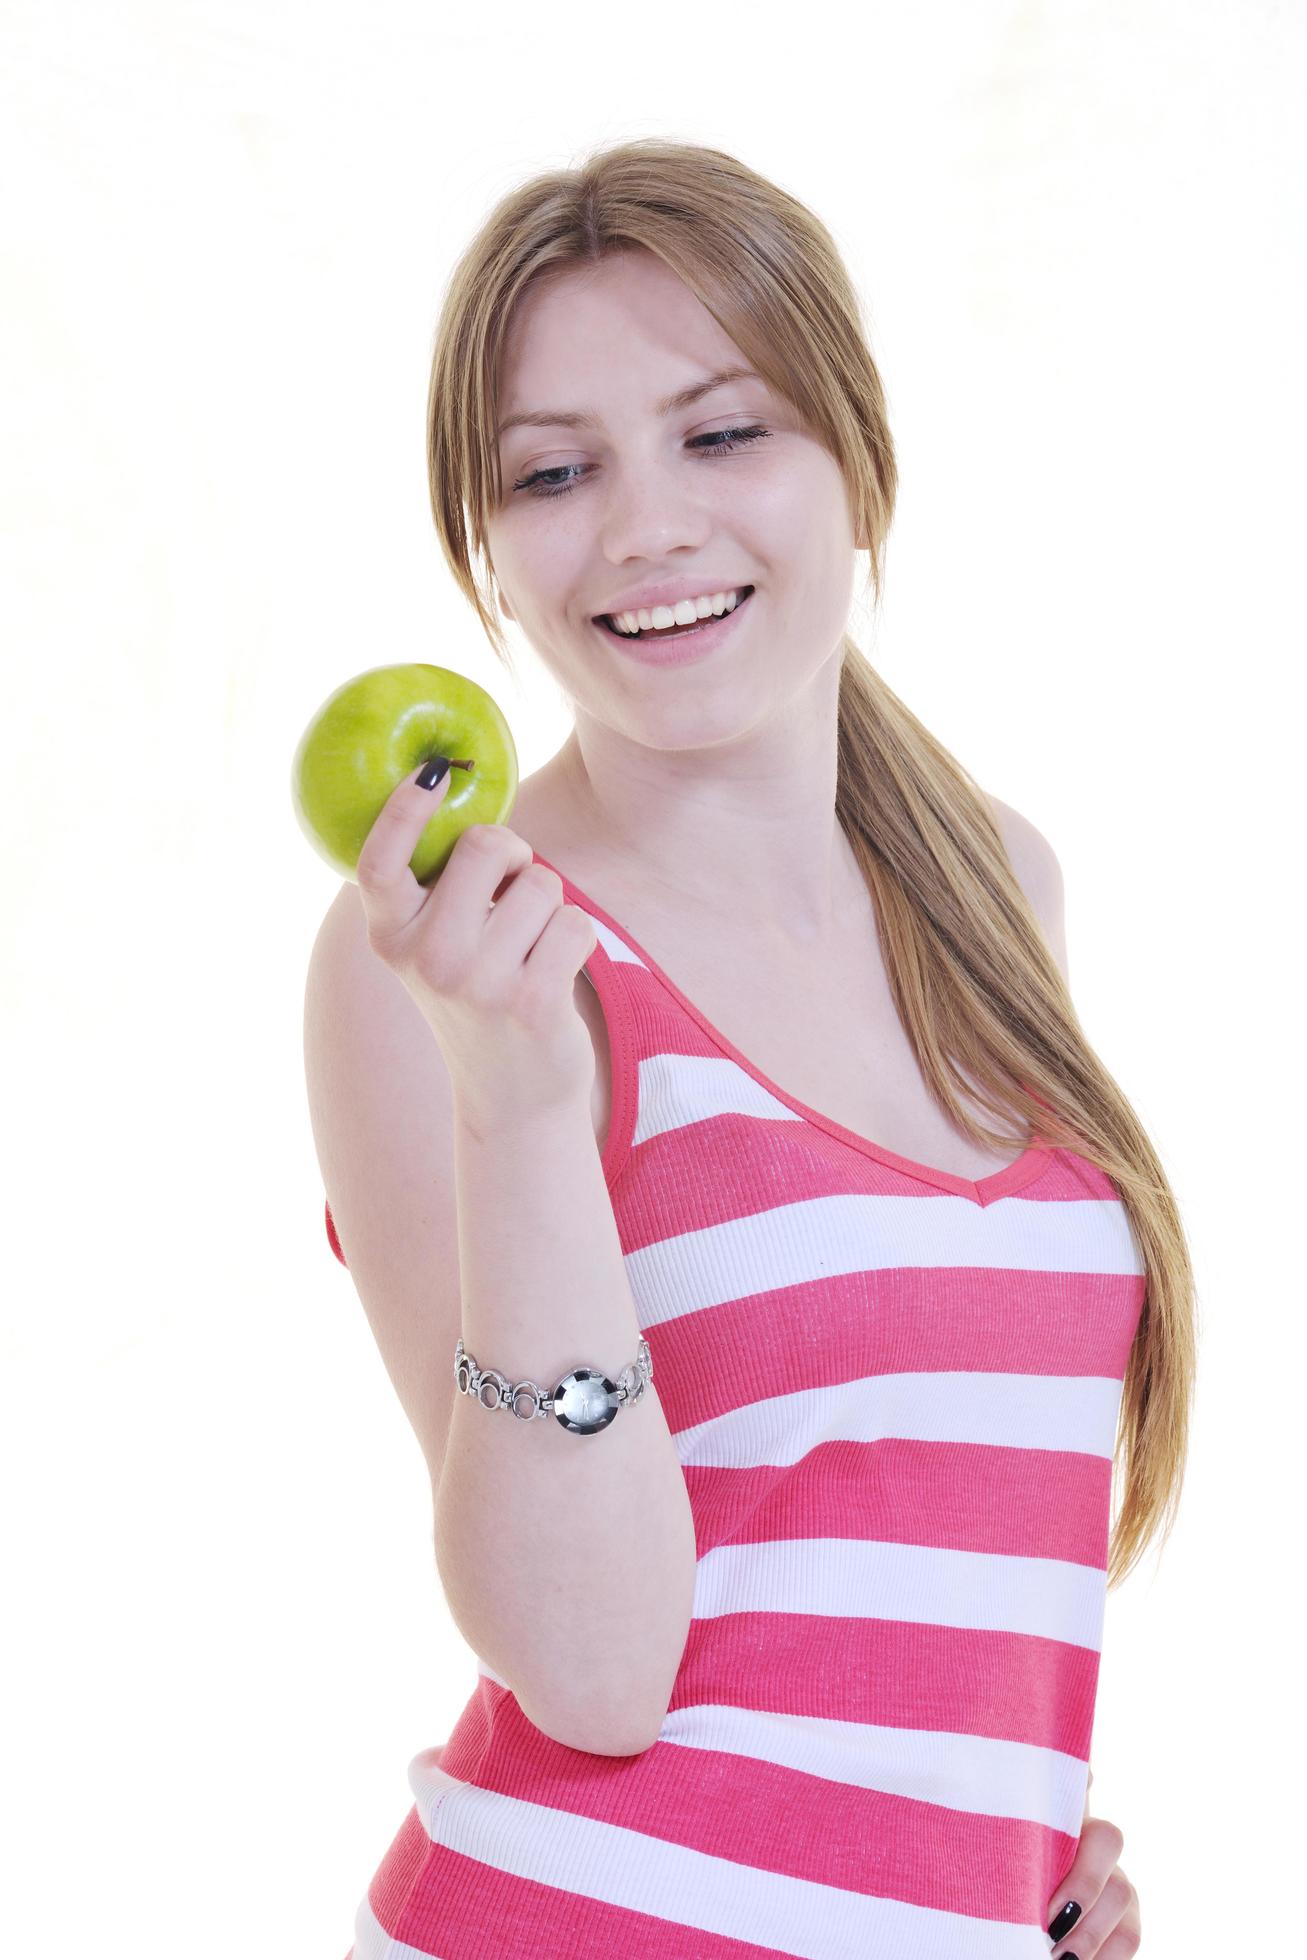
[{"xmin": 485, "ymin": 249, "xmax": 863, "ymax": 754}]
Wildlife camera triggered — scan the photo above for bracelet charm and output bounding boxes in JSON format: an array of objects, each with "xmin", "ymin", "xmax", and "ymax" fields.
[{"xmin": 454, "ymin": 1336, "xmax": 653, "ymax": 1434}]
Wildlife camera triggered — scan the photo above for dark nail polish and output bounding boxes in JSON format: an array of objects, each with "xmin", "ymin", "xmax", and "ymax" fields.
[
  {"xmin": 1061, "ymin": 1953, "xmax": 1079, "ymax": 1959},
  {"xmin": 1047, "ymin": 1899, "xmax": 1082, "ymax": 1941},
  {"xmin": 416, "ymin": 755, "xmax": 451, "ymax": 791}
]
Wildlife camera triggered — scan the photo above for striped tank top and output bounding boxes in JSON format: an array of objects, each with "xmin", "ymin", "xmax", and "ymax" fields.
[{"xmin": 327, "ymin": 849, "xmax": 1146, "ymax": 1959}]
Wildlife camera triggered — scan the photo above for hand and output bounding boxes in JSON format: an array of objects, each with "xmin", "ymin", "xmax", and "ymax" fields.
[
  {"xmin": 1046, "ymin": 1779, "xmax": 1141, "ymax": 1957},
  {"xmin": 355, "ymin": 760, "xmax": 599, "ymax": 1124}
]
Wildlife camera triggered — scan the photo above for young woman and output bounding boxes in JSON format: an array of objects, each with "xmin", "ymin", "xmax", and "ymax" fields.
[{"xmin": 306, "ymin": 137, "xmax": 1185, "ymax": 1958}]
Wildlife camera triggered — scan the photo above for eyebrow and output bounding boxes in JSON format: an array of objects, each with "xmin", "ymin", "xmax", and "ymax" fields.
[{"xmin": 496, "ymin": 366, "xmax": 765, "ymax": 439}]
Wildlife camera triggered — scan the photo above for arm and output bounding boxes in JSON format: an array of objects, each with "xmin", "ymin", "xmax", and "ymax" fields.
[
  {"xmin": 983, "ymin": 821, "xmax": 1120, "ymax": 1916},
  {"xmin": 979, "ymin": 807, "xmax": 1134, "ymax": 1935},
  {"xmin": 303, "ymin": 886, "xmax": 697, "ymax": 1757},
  {"xmin": 437, "ymin": 1092, "xmax": 697, "ymax": 1756}
]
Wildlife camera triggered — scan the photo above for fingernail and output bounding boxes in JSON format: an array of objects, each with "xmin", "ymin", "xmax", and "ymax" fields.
[
  {"xmin": 416, "ymin": 756, "xmax": 451, "ymax": 790},
  {"xmin": 1047, "ymin": 1899, "xmax": 1082, "ymax": 1941}
]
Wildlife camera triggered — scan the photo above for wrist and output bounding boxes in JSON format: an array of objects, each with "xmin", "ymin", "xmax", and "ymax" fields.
[
  {"xmin": 454, "ymin": 1331, "xmax": 653, "ymax": 1432},
  {"xmin": 452, "ymin": 1081, "xmax": 592, "ymax": 1146}
]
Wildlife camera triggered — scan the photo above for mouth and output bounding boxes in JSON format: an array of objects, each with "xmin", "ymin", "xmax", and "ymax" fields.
[{"xmin": 593, "ymin": 586, "xmax": 756, "ymax": 643}]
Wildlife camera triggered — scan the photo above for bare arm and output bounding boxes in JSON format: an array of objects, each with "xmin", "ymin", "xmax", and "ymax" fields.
[
  {"xmin": 436, "ymin": 1089, "xmax": 697, "ymax": 1756},
  {"xmin": 304, "ymin": 868, "xmax": 696, "ymax": 1759}
]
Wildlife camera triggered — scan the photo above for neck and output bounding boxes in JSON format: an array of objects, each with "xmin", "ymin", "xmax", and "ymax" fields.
[{"xmin": 550, "ymin": 670, "xmax": 867, "ymax": 945}]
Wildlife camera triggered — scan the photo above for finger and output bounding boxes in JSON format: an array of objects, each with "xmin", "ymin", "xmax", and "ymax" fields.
[
  {"xmin": 479, "ymin": 861, "xmax": 569, "ymax": 968},
  {"xmin": 1047, "ymin": 1818, "xmax": 1125, "ymax": 1950},
  {"xmin": 1051, "ymin": 1867, "xmax": 1137, "ymax": 1958},
  {"xmin": 471, "ymin": 861, "xmax": 595, "ymax": 1001},
  {"xmin": 1096, "ymin": 1894, "xmax": 1143, "ymax": 1960},
  {"xmin": 517, "ymin": 901, "xmax": 600, "ymax": 1005},
  {"xmin": 414, "ymin": 820, "xmax": 536, "ymax": 979},
  {"xmin": 371, "ymin": 819, "xmax": 535, "ymax": 1002},
  {"xmin": 355, "ymin": 758, "xmax": 460, "ymax": 945}
]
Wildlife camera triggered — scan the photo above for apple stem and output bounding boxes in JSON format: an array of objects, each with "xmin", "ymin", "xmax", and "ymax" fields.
[{"xmin": 447, "ymin": 758, "xmax": 475, "ymax": 771}]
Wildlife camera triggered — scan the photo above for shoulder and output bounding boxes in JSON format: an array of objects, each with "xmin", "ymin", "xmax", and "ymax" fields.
[
  {"xmin": 985, "ymin": 796, "xmax": 1064, "ymax": 902},
  {"xmin": 985, "ymin": 795, "xmax": 1069, "ymax": 987}
]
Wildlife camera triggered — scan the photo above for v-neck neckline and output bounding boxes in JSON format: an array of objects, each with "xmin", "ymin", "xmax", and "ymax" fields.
[{"xmin": 531, "ymin": 850, "xmax": 1053, "ymax": 1209}]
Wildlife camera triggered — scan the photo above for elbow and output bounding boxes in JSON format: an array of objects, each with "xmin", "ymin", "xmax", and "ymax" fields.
[
  {"xmin": 591, "ymin": 1707, "xmax": 669, "ymax": 1757},
  {"xmin": 520, "ymin": 1686, "xmax": 670, "ymax": 1759},
  {"xmin": 569, "ymin": 1724, "xmax": 665, "ymax": 1759},
  {"xmin": 597, "ymin": 1730, "xmax": 664, "ymax": 1758}
]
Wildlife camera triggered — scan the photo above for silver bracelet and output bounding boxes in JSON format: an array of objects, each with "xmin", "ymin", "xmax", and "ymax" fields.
[{"xmin": 453, "ymin": 1335, "xmax": 653, "ymax": 1434}]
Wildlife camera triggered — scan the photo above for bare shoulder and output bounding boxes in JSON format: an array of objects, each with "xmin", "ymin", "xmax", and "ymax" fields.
[
  {"xmin": 985, "ymin": 795, "xmax": 1069, "ymax": 986},
  {"xmin": 316, "ymin": 876, "xmax": 366, "ymax": 950},
  {"xmin": 986, "ymin": 795, "xmax": 1064, "ymax": 894},
  {"xmin": 303, "ymin": 876, "xmax": 467, "ymax": 1491}
]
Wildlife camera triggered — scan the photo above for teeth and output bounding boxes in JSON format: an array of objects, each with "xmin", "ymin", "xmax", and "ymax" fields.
[{"xmin": 607, "ymin": 587, "xmax": 747, "ymax": 636}]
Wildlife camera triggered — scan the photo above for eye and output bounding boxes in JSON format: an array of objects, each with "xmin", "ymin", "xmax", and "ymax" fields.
[{"xmin": 512, "ymin": 424, "xmax": 773, "ymax": 501}]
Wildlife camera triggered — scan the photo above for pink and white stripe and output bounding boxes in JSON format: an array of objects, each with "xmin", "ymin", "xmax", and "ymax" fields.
[{"xmin": 330, "ymin": 854, "xmax": 1146, "ymax": 1958}]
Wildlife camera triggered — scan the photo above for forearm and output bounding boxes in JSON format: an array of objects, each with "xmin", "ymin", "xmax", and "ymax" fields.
[{"xmin": 434, "ymin": 1093, "xmax": 697, "ymax": 1756}]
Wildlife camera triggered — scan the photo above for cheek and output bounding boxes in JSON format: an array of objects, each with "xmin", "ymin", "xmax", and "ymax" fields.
[
  {"xmin": 747, "ymin": 459, "xmax": 842, "ymax": 550},
  {"xmin": 493, "ymin": 538, "xmax": 579, "ymax": 623}
]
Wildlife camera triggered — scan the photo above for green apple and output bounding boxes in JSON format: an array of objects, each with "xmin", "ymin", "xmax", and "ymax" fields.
[{"xmin": 291, "ymin": 662, "xmax": 518, "ymax": 886}]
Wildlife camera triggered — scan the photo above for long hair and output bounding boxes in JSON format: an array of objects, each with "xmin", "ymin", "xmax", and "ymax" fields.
[{"xmin": 422, "ymin": 136, "xmax": 1196, "ymax": 1590}]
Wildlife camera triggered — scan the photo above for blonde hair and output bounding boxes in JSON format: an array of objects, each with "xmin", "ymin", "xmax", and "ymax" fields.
[{"xmin": 423, "ymin": 137, "xmax": 1196, "ymax": 1589}]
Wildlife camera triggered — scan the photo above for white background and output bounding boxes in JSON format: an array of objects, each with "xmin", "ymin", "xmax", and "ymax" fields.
[{"xmin": 2, "ymin": 2, "xmax": 1301, "ymax": 1953}]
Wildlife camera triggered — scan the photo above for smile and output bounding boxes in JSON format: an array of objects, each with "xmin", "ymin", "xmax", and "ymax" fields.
[{"xmin": 593, "ymin": 587, "xmax": 757, "ymax": 666}]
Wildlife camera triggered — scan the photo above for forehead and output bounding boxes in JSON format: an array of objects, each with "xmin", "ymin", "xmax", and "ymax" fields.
[{"xmin": 496, "ymin": 252, "xmax": 765, "ymax": 430}]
